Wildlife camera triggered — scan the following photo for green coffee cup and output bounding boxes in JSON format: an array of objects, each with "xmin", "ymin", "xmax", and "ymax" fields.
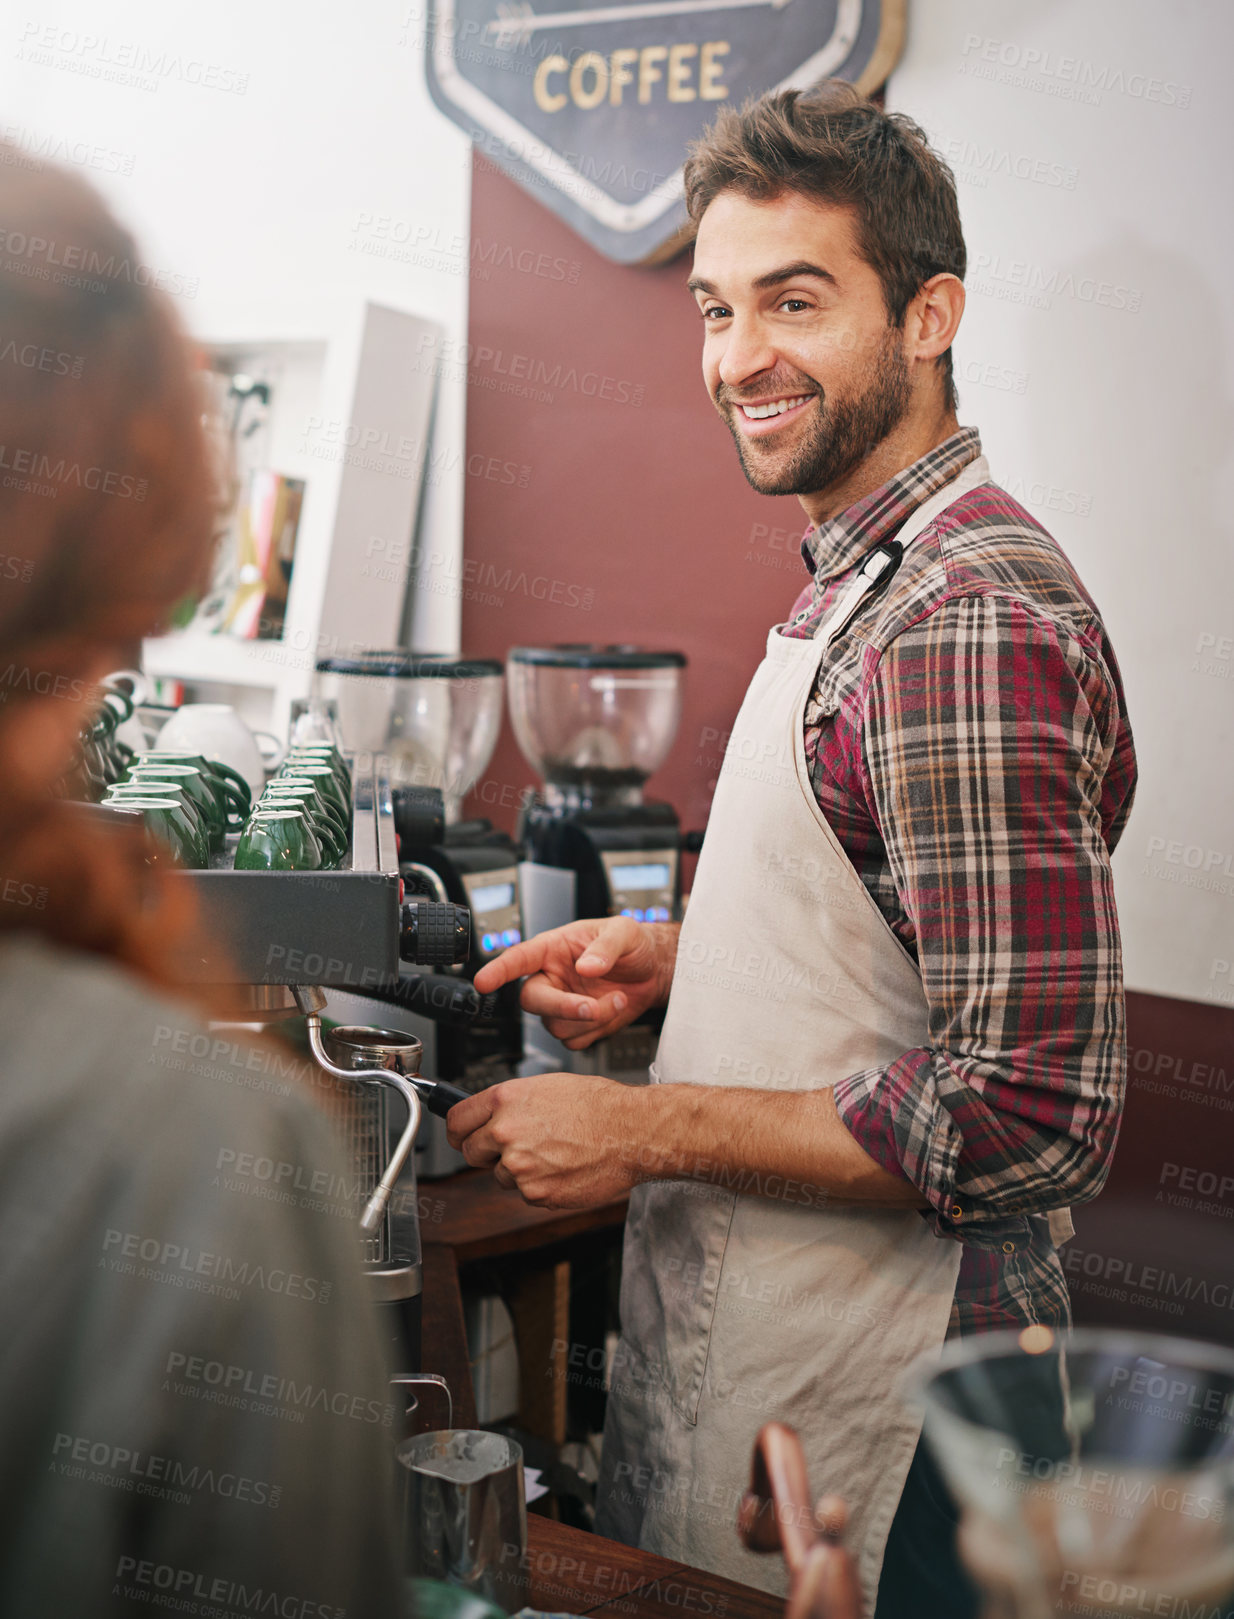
[
  {"xmin": 101, "ymin": 686, "xmax": 134, "ymax": 725},
  {"xmin": 107, "ymin": 782, "xmax": 212, "ymax": 867},
  {"xmin": 261, "ymin": 786, "xmax": 347, "ymax": 867},
  {"xmin": 261, "ymin": 784, "xmax": 344, "ymax": 856},
  {"xmin": 284, "ymin": 750, "xmax": 351, "ymax": 806},
  {"xmin": 278, "ymin": 759, "xmax": 348, "ymax": 820},
  {"xmin": 124, "ymin": 762, "xmax": 228, "ymax": 852},
  {"xmin": 136, "ymin": 751, "xmax": 250, "ymax": 825},
  {"xmin": 270, "ymin": 772, "xmax": 349, "ymax": 832},
  {"xmin": 101, "ymin": 796, "xmax": 204, "ymax": 868},
  {"xmin": 287, "ymin": 740, "xmax": 349, "ymax": 783},
  {"xmin": 234, "ymin": 808, "xmax": 323, "ymax": 871}
]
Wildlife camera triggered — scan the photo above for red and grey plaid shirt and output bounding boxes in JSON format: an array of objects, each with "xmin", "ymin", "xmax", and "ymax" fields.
[{"xmin": 783, "ymin": 426, "xmax": 1137, "ymax": 1336}]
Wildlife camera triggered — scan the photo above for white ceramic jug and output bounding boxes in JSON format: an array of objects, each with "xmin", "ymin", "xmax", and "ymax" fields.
[{"xmin": 155, "ymin": 703, "xmax": 284, "ymax": 798}]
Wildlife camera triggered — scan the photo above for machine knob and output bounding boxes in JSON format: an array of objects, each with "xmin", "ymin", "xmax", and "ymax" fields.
[
  {"xmin": 400, "ymin": 901, "xmax": 471, "ymax": 966},
  {"xmin": 392, "ymin": 786, "xmax": 445, "ymax": 849}
]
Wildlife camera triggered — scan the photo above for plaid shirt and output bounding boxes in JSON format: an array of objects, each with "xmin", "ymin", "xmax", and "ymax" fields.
[{"xmin": 782, "ymin": 427, "xmax": 1136, "ymax": 1336}]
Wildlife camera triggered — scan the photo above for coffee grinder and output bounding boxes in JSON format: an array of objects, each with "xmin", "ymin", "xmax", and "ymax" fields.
[
  {"xmin": 507, "ymin": 644, "xmax": 688, "ymax": 1082},
  {"xmin": 313, "ymin": 653, "xmax": 525, "ymax": 1175}
]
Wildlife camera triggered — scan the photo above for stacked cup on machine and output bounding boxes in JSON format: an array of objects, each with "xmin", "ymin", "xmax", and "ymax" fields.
[
  {"xmin": 237, "ymin": 741, "xmax": 354, "ymax": 870},
  {"xmin": 100, "ymin": 749, "xmax": 252, "ymax": 867},
  {"xmin": 101, "ymin": 739, "xmax": 356, "ymax": 873}
]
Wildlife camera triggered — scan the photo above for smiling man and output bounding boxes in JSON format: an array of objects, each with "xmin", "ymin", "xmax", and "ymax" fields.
[{"xmin": 457, "ymin": 83, "xmax": 1137, "ymax": 1616}]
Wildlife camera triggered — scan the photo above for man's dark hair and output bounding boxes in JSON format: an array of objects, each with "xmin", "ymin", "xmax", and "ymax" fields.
[{"xmin": 683, "ymin": 82, "xmax": 966, "ymax": 411}]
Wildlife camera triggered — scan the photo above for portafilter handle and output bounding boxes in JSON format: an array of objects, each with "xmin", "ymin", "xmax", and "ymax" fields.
[
  {"xmin": 376, "ymin": 971, "xmax": 506, "ymax": 1027},
  {"xmin": 293, "ymin": 989, "xmax": 424, "ymax": 1236}
]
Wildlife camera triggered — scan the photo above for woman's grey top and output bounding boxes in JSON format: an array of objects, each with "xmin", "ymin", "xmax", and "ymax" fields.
[{"xmin": 0, "ymin": 934, "xmax": 402, "ymax": 1618}]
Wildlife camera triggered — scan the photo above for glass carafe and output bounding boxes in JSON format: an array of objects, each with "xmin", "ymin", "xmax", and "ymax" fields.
[{"xmin": 915, "ymin": 1328, "xmax": 1234, "ymax": 1618}]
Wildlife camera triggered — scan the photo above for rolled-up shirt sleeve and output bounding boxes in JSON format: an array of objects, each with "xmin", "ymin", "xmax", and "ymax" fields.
[{"xmin": 831, "ymin": 592, "xmax": 1129, "ymax": 1244}]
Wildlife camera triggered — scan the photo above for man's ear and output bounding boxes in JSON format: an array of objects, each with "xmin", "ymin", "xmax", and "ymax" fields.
[{"xmin": 909, "ymin": 273, "xmax": 965, "ymax": 365}]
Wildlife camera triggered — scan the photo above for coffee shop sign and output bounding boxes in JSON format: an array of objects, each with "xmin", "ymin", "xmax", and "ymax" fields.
[{"xmin": 425, "ymin": 0, "xmax": 905, "ymax": 263}]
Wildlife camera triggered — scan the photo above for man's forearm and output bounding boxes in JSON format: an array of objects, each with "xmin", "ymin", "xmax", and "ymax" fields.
[{"xmin": 613, "ymin": 1080, "xmax": 926, "ymax": 1208}]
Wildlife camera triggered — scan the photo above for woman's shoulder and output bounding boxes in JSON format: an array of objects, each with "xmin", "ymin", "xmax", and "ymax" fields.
[
  {"xmin": 0, "ymin": 931, "xmax": 367, "ymax": 1311},
  {"xmin": 0, "ymin": 932, "xmax": 322, "ymax": 1146}
]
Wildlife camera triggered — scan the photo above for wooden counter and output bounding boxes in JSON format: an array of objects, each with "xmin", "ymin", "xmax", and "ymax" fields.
[
  {"xmin": 420, "ymin": 1169, "xmax": 628, "ymax": 1442},
  {"xmin": 421, "ymin": 1167, "xmax": 629, "ymax": 1265}
]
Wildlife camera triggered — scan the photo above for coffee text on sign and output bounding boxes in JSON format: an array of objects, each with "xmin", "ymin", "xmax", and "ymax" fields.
[{"xmin": 534, "ymin": 40, "xmax": 730, "ymax": 109}]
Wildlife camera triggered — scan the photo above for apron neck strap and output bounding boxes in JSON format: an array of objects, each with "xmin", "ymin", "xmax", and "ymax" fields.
[{"xmin": 813, "ymin": 455, "xmax": 990, "ymax": 648}]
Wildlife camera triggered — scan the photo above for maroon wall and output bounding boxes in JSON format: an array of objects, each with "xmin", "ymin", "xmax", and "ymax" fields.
[
  {"xmin": 460, "ymin": 153, "xmax": 808, "ymax": 843},
  {"xmin": 1071, "ymin": 990, "xmax": 1234, "ymax": 1346},
  {"xmin": 461, "ymin": 152, "xmax": 1234, "ymax": 1345}
]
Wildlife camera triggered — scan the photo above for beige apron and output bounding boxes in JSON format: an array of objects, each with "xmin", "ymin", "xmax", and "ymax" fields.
[{"xmin": 595, "ymin": 461, "xmax": 994, "ymax": 1616}]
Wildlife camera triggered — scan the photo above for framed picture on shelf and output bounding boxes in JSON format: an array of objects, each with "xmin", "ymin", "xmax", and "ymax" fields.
[{"xmin": 221, "ymin": 471, "xmax": 306, "ymax": 639}]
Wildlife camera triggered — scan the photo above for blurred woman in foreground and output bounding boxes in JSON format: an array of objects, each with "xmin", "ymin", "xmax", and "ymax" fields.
[{"xmin": 0, "ymin": 149, "xmax": 401, "ymax": 1616}]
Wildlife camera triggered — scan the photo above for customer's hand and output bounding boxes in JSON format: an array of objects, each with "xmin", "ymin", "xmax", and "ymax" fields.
[{"xmin": 473, "ymin": 916, "xmax": 678, "ymax": 1049}]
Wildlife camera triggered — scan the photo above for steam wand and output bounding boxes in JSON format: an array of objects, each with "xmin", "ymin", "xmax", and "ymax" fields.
[{"xmin": 292, "ymin": 986, "xmax": 425, "ymax": 1236}]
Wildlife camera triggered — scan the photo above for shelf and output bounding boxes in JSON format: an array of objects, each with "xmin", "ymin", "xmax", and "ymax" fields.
[
  {"xmin": 141, "ymin": 632, "xmax": 301, "ymax": 690},
  {"xmin": 141, "ymin": 302, "xmax": 444, "ymax": 731}
]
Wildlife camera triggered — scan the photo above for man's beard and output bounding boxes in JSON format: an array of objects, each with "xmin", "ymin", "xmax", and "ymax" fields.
[{"xmin": 719, "ymin": 326, "xmax": 912, "ymax": 498}]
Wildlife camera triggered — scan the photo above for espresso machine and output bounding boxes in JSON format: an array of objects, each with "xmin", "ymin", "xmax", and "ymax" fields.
[
  {"xmin": 93, "ymin": 748, "xmax": 470, "ymax": 1389},
  {"xmin": 313, "ymin": 653, "xmax": 525, "ymax": 1176},
  {"xmin": 507, "ymin": 644, "xmax": 689, "ymax": 1082}
]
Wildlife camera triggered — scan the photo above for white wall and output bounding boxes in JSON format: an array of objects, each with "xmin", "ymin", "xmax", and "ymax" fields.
[
  {"xmin": 1, "ymin": 0, "xmax": 472, "ymax": 652},
  {"xmin": 888, "ymin": 0, "xmax": 1234, "ymax": 1007}
]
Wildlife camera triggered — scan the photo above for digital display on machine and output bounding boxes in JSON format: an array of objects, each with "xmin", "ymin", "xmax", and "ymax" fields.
[
  {"xmin": 611, "ymin": 864, "xmax": 672, "ymax": 891},
  {"xmin": 469, "ymin": 882, "xmax": 516, "ymax": 913}
]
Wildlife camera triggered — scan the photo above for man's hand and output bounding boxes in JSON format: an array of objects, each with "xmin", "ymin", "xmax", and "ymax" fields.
[
  {"xmin": 472, "ymin": 916, "xmax": 677, "ymax": 1050},
  {"xmin": 445, "ymin": 1073, "xmax": 640, "ymax": 1208}
]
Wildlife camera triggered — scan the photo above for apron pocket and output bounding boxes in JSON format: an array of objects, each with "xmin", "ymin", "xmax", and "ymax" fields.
[{"xmin": 616, "ymin": 1180, "xmax": 736, "ymax": 1427}]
